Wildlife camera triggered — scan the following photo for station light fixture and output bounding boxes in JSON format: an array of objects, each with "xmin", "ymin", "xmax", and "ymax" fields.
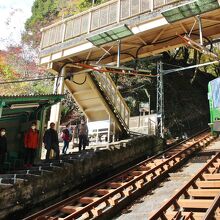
[
  {"xmin": 162, "ymin": 0, "xmax": 220, "ymax": 23},
  {"xmin": 87, "ymin": 24, "xmax": 133, "ymax": 46},
  {"xmin": 10, "ymin": 103, "xmax": 40, "ymax": 109}
]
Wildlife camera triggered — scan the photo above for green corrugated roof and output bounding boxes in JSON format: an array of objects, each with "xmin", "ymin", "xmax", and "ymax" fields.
[
  {"xmin": 0, "ymin": 94, "xmax": 65, "ymax": 102},
  {"xmin": 87, "ymin": 24, "xmax": 133, "ymax": 46},
  {"xmin": 0, "ymin": 94, "xmax": 65, "ymax": 118},
  {"xmin": 162, "ymin": 0, "xmax": 220, "ymax": 23}
]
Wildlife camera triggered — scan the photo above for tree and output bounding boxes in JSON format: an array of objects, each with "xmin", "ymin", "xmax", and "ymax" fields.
[
  {"xmin": 0, "ymin": 46, "xmax": 53, "ymax": 95},
  {"xmin": 20, "ymin": 0, "xmax": 219, "ymax": 129},
  {"xmin": 77, "ymin": 0, "xmax": 108, "ymax": 11},
  {"xmin": 23, "ymin": 0, "xmax": 110, "ymax": 47},
  {"xmin": 23, "ymin": 0, "xmax": 60, "ymax": 47}
]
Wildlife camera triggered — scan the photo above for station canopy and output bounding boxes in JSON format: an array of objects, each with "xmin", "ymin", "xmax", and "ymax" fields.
[
  {"xmin": 0, "ymin": 94, "xmax": 64, "ymax": 118},
  {"xmin": 162, "ymin": 0, "xmax": 220, "ymax": 23},
  {"xmin": 87, "ymin": 24, "xmax": 133, "ymax": 46}
]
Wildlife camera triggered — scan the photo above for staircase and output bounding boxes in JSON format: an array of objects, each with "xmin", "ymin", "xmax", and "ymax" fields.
[{"xmin": 64, "ymin": 70, "xmax": 130, "ymax": 136}]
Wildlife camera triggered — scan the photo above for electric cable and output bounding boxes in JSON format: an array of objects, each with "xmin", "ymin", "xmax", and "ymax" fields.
[
  {"xmin": 0, "ymin": 76, "xmax": 56, "ymax": 84},
  {"xmin": 163, "ymin": 63, "xmax": 183, "ymax": 68},
  {"xmin": 60, "ymin": 62, "xmax": 88, "ymax": 85},
  {"xmin": 2, "ymin": 22, "xmax": 219, "ymax": 85}
]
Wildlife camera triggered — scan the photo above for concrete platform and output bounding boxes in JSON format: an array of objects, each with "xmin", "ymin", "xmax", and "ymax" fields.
[
  {"xmin": 40, "ymin": 138, "xmax": 133, "ymax": 158},
  {"xmin": 0, "ymin": 135, "xmax": 163, "ymax": 219}
]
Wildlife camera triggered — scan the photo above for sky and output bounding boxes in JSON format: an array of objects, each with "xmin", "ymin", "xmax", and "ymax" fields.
[{"xmin": 0, "ymin": 0, "xmax": 35, "ymax": 50}]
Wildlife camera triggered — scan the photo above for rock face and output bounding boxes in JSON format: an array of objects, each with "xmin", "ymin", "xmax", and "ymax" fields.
[
  {"xmin": 164, "ymin": 70, "xmax": 214, "ymax": 136},
  {"xmin": 0, "ymin": 135, "xmax": 163, "ymax": 219}
]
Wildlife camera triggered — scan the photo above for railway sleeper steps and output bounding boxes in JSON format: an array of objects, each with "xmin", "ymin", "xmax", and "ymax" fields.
[
  {"xmin": 0, "ymin": 135, "xmax": 165, "ymax": 219},
  {"xmin": 24, "ymin": 131, "xmax": 217, "ymax": 220},
  {"xmin": 149, "ymin": 150, "xmax": 220, "ymax": 220}
]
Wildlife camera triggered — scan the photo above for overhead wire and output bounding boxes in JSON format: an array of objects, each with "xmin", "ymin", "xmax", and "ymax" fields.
[
  {"xmin": 76, "ymin": 63, "xmax": 157, "ymax": 77},
  {"xmin": 0, "ymin": 29, "xmax": 187, "ymax": 86},
  {"xmin": 163, "ymin": 63, "xmax": 183, "ymax": 68},
  {"xmin": 0, "ymin": 76, "xmax": 56, "ymax": 84},
  {"xmin": 2, "ymin": 21, "xmax": 219, "ymax": 85},
  {"xmin": 121, "ymin": 85, "xmax": 145, "ymax": 94}
]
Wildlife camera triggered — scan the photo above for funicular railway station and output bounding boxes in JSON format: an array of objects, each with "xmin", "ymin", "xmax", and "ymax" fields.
[{"xmin": 0, "ymin": 0, "xmax": 220, "ymax": 219}]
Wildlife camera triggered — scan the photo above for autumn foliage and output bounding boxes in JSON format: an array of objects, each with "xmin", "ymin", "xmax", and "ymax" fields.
[{"xmin": 0, "ymin": 46, "xmax": 52, "ymax": 95}]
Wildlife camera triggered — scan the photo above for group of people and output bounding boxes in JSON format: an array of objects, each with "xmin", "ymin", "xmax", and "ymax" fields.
[
  {"xmin": 60, "ymin": 119, "xmax": 89, "ymax": 153},
  {"xmin": 0, "ymin": 122, "xmax": 39, "ymax": 171},
  {"xmin": 0, "ymin": 119, "xmax": 89, "ymax": 172}
]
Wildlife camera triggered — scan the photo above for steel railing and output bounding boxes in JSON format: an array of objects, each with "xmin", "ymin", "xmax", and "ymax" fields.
[
  {"xmin": 40, "ymin": 0, "xmax": 181, "ymax": 49},
  {"xmin": 92, "ymin": 71, "xmax": 130, "ymax": 129}
]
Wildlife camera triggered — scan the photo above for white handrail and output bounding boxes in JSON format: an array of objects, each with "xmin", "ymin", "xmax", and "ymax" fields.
[{"xmin": 93, "ymin": 71, "xmax": 130, "ymax": 128}]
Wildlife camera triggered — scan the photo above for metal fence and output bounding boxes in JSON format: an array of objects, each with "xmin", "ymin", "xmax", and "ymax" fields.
[{"xmin": 41, "ymin": 0, "xmax": 180, "ymax": 49}]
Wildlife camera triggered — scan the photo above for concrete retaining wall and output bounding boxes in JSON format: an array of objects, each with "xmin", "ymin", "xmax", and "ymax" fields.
[{"xmin": 0, "ymin": 135, "xmax": 163, "ymax": 219}]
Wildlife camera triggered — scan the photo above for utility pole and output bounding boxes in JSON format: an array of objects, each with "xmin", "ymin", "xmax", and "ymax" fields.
[{"xmin": 156, "ymin": 61, "xmax": 164, "ymax": 138}]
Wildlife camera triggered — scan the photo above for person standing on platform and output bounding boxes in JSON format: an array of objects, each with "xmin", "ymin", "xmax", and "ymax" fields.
[
  {"xmin": 0, "ymin": 128, "xmax": 7, "ymax": 173},
  {"xmin": 43, "ymin": 122, "xmax": 60, "ymax": 161},
  {"xmin": 24, "ymin": 122, "xmax": 39, "ymax": 168},
  {"xmin": 78, "ymin": 120, "xmax": 88, "ymax": 151},
  {"xmin": 62, "ymin": 124, "xmax": 71, "ymax": 154}
]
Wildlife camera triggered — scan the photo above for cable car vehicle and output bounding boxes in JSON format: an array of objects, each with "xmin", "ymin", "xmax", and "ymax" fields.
[{"xmin": 208, "ymin": 77, "xmax": 220, "ymax": 134}]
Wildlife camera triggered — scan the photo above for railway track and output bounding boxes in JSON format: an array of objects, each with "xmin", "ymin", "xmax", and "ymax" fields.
[
  {"xmin": 24, "ymin": 131, "xmax": 215, "ymax": 220},
  {"xmin": 149, "ymin": 152, "xmax": 220, "ymax": 220}
]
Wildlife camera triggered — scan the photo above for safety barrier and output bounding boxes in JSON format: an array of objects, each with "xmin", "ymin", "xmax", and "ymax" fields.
[{"xmin": 40, "ymin": 0, "xmax": 181, "ymax": 49}]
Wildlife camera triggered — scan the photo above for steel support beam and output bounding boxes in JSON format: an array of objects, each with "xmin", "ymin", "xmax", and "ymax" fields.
[
  {"xmin": 197, "ymin": 15, "xmax": 203, "ymax": 46},
  {"xmin": 117, "ymin": 40, "xmax": 121, "ymax": 68},
  {"xmin": 48, "ymin": 66, "xmax": 65, "ymax": 130},
  {"xmin": 156, "ymin": 61, "xmax": 164, "ymax": 138}
]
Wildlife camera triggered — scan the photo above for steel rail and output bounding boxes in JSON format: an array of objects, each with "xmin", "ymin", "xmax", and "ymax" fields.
[
  {"xmin": 24, "ymin": 130, "xmax": 214, "ymax": 220},
  {"xmin": 203, "ymin": 193, "xmax": 220, "ymax": 220},
  {"xmin": 149, "ymin": 151, "xmax": 220, "ymax": 220},
  {"xmin": 61, "ymin": 134, "xmax": 212, "ymax": 220},
  {"xmin": 24, "ymin": 130, "xmax": 208, "ymax": 216}
]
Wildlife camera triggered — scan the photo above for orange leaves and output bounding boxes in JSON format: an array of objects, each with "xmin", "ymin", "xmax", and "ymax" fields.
[{"xmin": 0, "ymin": 50, "xmax": 17, "ymax": 80}]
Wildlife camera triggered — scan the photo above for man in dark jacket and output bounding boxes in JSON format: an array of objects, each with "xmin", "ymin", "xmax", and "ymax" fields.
[
  {"xmin": 0, "ymin": 128, "xmax": 7, "ymax": 172},
  {"xmin": 78, "ymin": 120, "xmax": 88, "ymax": 151},
  {"xmin": 43, "ymin": 122, "xmax": 60, "ymax": 161}
]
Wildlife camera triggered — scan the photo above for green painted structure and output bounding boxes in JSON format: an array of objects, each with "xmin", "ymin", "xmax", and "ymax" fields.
[
  {"xmin": 0, "ymin": 94, "xmax": 64, "ymax": 170},
  {"xmin": 208, "ymin": 77, "xmax": 220, "ymax": 133}
]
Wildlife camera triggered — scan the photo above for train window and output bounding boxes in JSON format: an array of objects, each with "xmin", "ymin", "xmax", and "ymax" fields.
[{"xmin": 210, "ymin": 78, "xmax": 220, "ymax": 108}]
